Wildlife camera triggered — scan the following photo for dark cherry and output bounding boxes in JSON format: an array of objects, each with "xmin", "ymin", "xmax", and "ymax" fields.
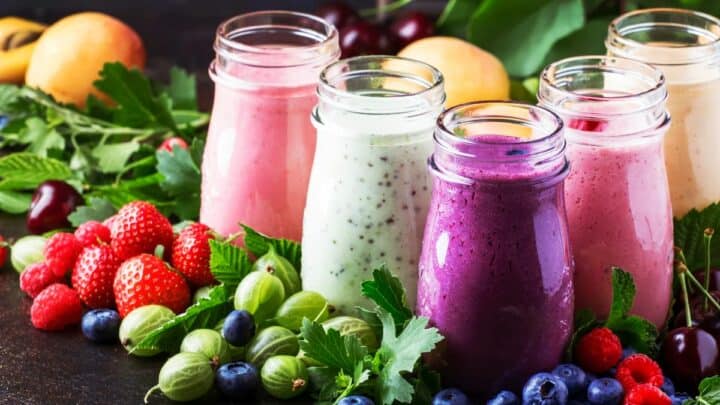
[
  {"xmin": 26, "ymin": 180, "xmax": 83, "ymax": 234},
  {"xmin": 694, "ymin": 268, "xmax": 720, "ymax": 292},
  {"xmin": 701, "ymin": 315, "xmax": 720, "ymax": 340},
  {"xmin": 661, "ymin": 327, "xmax": 719, "ymax": 392},
  {"xmin": 377, "ymin": 29, "xmax": 399, "ymax": 54},
  {"xmin": 388, "ymin": 11, "xmax": 434, "ymax": 49},
  {"xmin": 339, "ymin": 20, "xmax": 382, "ymax": 58},
  {"xmin": 315, "ymin": 1, "xmax": 359, "ymax": 31}
]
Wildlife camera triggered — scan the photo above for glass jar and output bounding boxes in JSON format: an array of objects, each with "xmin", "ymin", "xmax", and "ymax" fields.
[
  {"xmin": 607, "ymin": 8, "xmax": 720, "ymax": 217},
  {"xmin": 201, "ymin": 11, "xmax": 340, "ymax": 241},
  {"xmin": 417, "ymin": 102, "xmax": 573, "ymax": 398},
  {"xmin": 301, "ymin": 56, "xmax": 445, "ymax": 313},
  {"xmin": 538, "ymin": 56, "xmax": 673, "ymax": 327}
]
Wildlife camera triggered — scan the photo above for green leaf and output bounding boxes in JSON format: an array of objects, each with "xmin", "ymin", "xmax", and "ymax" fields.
[
  {"xmin": 565, "ymin": 308, "xmax": 599, "ymax": 360},
  {"xmin": 510, "ymin": 79, "xmax": 537, "ymax": 103},
  {"xmin": 356, "ymin": 307, "xmax": 383, "ymax": 341},
  {"xmin": 0, "ymin": 84, "xmax": 20, "ymax": 109},
  {"xmin": 674, "ymin": 203, "xmax": 720, "ymax": 269},
  {"xmin": 91, "ymin": 141, "xmax": 141, "ymax": 173},
  {"xmin": 156, "ymin": 146, "xmax": 200, "ymax": 195},
  {"xmin": 0, "ymin": 153, "xmax": 72, "ymax": 190},
  {"xmin": 242, "ymin": 225, "xmax": 302, "ymax": 270},
  {"xmin": 607, "ymin": 267, "xmax": 635, "ymax": 323},
  {"xmin": 361, "ymin": 266, "xmax": 413, "ymax": 329},
  {"xmin": 411, "ymin": 366, "xmax": 442, "ymax": 405},
  {"xmin": 543, "ymin": 17, "xmax": 614, "ymax": 67},
  {"xmin": 68, "ymin": 197, "xmax": 116, "ymax": 227},
  {"xmin": 209, "ymin": 239, "xmax": 253, "ymax": 288},
  {"xmin": 132, "ymin": 284, "xmax": 233, "ymax": 354},
  {"xmin": 436, "ymin": 0, "xmax": 484, "ymax": 38},
  {"xmin": 0, "ymin": 190, "xmax": 32, "ymax": 214},
  {"xmin": 299, "ymin": 318, "xmax": 369, "ymax": 375},
  {"xmin": 18, "ymin": 117, "xmax": 66, "ymax": 157},
  {"xmin": 685, "ymin": 376, "xmax": 720, "ymax": 405},
  {"xmin": 374, "ymin": 309, "xmax": 444, "ymax": 405},
  {"xmin": 467, "ymin": 0, "xmax": 586, "ymax": 77},
  {"xmin": 165, "ymin": 67, "xmax": 198, "ymax": 110}
]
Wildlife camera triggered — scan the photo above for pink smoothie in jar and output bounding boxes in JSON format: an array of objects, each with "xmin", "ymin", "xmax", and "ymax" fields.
[
  {"xmin": 539, "ymin": 56, "xmax": 673, "ymax": 327},
  {"xmin": 202, "ymin": 12, "xmax": 340, "ymax": 240}
]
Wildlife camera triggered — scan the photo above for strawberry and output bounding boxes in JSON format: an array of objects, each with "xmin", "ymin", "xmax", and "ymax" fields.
[
  {"xmin": 74, "ymin": 221, "xmax": 111, "ymax": 247},
  {"xmin": 110, "ymin": 201, "xmax": 173, "ymax": 261},
  {"xmin": 0, "ymin": 234, "xmax": 8, "ymax": 267},
  {"xmin": 158, "ymin": 137, "xmax": 188, "ymax": 152},
  {"xmin": 44, "ymin": 232, "xmax": 82, "ymax": 277},
  {"xmin": 171, "ymin": 222, "xmax": 216, "ymax": 287},
  {"xmin": 113, "ymin": 253, "xmax": 190, "ymax": 317},
  {"xmin": 72, "ymin": 245, "xmax": 122, "ymax": 309}
]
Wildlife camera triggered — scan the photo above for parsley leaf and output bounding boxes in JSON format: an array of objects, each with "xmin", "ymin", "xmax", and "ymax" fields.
[
  {"xmin": 92, "ymin": 140, "xmax": 141, "ymax": 173},
  {"xmin": 675, "ymin": 203, "xmax": 720, "ymax": 269},
  {"xmin": 242, "ymin": 225, "xmax": 302, "ymax": 270},
  {"xmin": 685, "ymin": 376, "xmax": 720, "ymax": 405},
  {"xmin": 18, "ymin": 117, "xmax": 65, "ymax": 157},
  {"xmin": 361, "ymin": 266, "xmax": 413, "ymax": 329},
  {"xmin": 165, "ymin": 67, "xmax": 198, "ymax": 110},
  {"xmin": 300, "ymin": 318, "xmax": 369, "ymax": 375},
  {"xmin": 374, "ymin": 309, "xmax": 444, "ymax": 405},
  {"xmin": 68, "ymin": 197, "xmax": 117, "ymax": 226}
]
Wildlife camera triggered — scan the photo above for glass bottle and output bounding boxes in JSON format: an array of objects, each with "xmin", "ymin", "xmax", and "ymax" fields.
[
  {"xmin": 202, "ymin": 11, "xmax": 340, "ymax": 241},
  {"xmin": 417, "ymin": 102, "xmax": 573, "ymax": 398},
  {"xmin": 301, "ymin": 56, "xmax": 445, "ymax": 313},
  {"xmin": 538, "ymin": 56, "xmax": 673, "ymax": 328},
  {"xmin": 607, "ymin": 8, "xmax": 720, "ymax": 217}
]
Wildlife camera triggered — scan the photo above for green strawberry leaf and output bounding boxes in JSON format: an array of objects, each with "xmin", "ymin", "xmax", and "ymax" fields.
[{"xmin": 242, "ymin": 225, "xmax": 301, "ymax": 270}]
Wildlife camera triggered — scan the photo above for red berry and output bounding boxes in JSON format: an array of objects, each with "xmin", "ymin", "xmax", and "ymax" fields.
[
  {"xmin": 171, "ymin": 222, "xmax": 216, "ymax": 287},
  {"xmin": 26, "ymin": 180, "xmax": 83, "ymax": 234},
  {"xmin": 72, "ymin": 245, "xmax": 122, "ymax": 308},
  {"xmin": 20, "ymin": 262, "xmax": 64, "ymax": 298},
  {"xmin": 315, "ymin": 1, "xmax": 358, "ymax": 30},
  {"xmin": 44, "ymin": 232, "xmax": 81, "ymax": 277},
  {"xmin": 158, "ymin": 137, "xmax": 188, "ymax": 152},
  {"xmin": 568, "ymin": 118, "xmax": 608, "ymax": 132},
  {"xmin": 30, "ymin": 283, "xmax": 83, "ymax": 331},
  {"xmin": 0, "ymin": 234, "xmax": 7, "ymax": 267},
  {"xmin": 389, "ymin": 11, "xmax": 434, "ymax": 49},
  {"xmin": 74, "ymin": 221, "xmax": 111, "ymax": 247},
  {"xmin": 623, "ymin": 384, "xmax": 671, "ymax": 405},
  {"xmin": 110, "ymin": 201, "xmax": 173, "ymax": 261},
  {"xmin": 574, "ymin": 327, "xmax": 623, "ymax": 374},
  {"xmin": 339, "ymin": 20, "xmax": 382, "ymax": 58},
  {"xmin": 113, "ymin": 253, "xmax": 190, "ymax": 317},
  {"xmin": 103, "ymin": 215, "xmax": 118, "ymax": 232},
  {"xmin": 616, "ymin": 354, "xmax": 664, "ymax": 392}
]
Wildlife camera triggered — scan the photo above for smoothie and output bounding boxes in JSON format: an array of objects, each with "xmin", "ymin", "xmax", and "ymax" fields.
[{"xmin": 417, "ymin": 103, "xmax": 573, "ymax": 398}]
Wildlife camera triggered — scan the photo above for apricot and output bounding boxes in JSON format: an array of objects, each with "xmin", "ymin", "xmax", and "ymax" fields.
[
  {"xmin": 398, "ymin": 36, "xmax": 510, "ymax": 107},
  {"xmin": 25, "ymin": 12, "xmax": 145, "ymax": 107}
]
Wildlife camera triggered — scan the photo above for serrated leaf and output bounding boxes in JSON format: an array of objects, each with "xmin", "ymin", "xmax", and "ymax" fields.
[
  {"xmin": 607, "ymin": 267, "xmax": 635, "ymax": 323},
  {"xmin": 565, "ymin": 308, "xmax": 599, "ymax": 361},
  {"xmin": 608, "ymin": 315, "xmax": 658, "ymax": 356},
  {"xmin": 675, "ymin": 203, "xmax": 720, "ymax": 269},
  {"xmin": 92, "ymin": 141, "xmax": 141, "ymax": 173},
  {"xmin": 156, "ymin": 146, "xmax": 200, "ymax": 195},
  {"xmin": 0, "ymin": 190, "xmax": 32, "ymax": 214},
  {"xmin": 165, "ymin": 67, "xmax": 197, "ymax": 110},
  {"xmin": 686, "ymin": 376, "xmax": 720, "ymax": 405},
  {"xmin": 242, "ymin": 225, "xmax": 301, "ymax": 270},
  {"xmin": 361, "ymin": 266, "xmax": 413, "ymax": 329},
  {"xmin": 300, "ymin": 318, "xmax": 368, "ymax": 374},
  {"xmin": 68, "ymin": 197, "xmax": 116, "ymax": 226},
  {"xmin": 18, "ymin": 117, "xmax": 66, "ymax": 157},
  {"xmin": 0, "ymin": 153, "xmax": 72, "ymax": 190},
  {"xmin": 209, "ymin": 239, "xmax": 253, "ymax": 288}
]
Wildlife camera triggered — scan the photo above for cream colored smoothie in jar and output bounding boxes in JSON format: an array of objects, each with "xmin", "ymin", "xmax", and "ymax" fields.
[
  {"xmin": 202, "ymin": 12, "xmax": 340, "ymax": 240},
  {"xmin": 607, "ymin": 8, "xmax": 720, "ymax": 217},
  {"xmin": 301, "ymin": 56, "xmax": 445, "ymax": 313}
]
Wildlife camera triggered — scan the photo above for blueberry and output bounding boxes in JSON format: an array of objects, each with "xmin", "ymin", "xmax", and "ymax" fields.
[
  {"xmin": 522, "ymin": 373, "xmax": 569, "ymax": 405},
  {"xmin": 432, "ymin": 388, "xmax": 471, "ymax": 405},
  {"xmin": 338, "ymin": 395, "xmax": 375, "ymax": 405},
  {"xmin": 587, "ymin": 378, "xmax": 623, "ymax": 405},
  {"xmin": 552, "ymin": 364, "xmax": 588, "ymax": 397},
  {"xmin": 487, "ymin": 390, "xmax": 519, "ymax": 405},
  {"xmin": 215, "ymin": 361, "xmax": 259, "ymax": 400},
  {"xmin": 0, "ymin": 115, "xmax": 8, "ymax": 130},
  {"xmin": 568, "ymin": 401, "xmax": 591, "ymax": 405},
  {"xmin": 661, "ymin": 376, "xmax": 675, "ymax": 396},
  {"xmin": 81, "ymin": 309, "xmax": 120, "ymax": 343},
  {"xmin": 670, "ymin": 393, "xmax": 690, "ymax": 405},
  {"xmin": 221, "ymin": 310, "xmax": 255, "ymax": 347}
]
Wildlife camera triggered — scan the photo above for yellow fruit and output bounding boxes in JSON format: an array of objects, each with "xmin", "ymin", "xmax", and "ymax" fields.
[
  {"xmin": 456, "ymin": 104, "xmax": 534, "ymax": 140},
  {"xmin": 0, "ymin": 17, "xmax": 46, "ymax": 83},
  {"xmin": 25, "ymin": 12, "xmax": 145, "ymax": 107},
  {"xmin": 398, "ymin": 36, "xmax": 510, "ymax": 107}
]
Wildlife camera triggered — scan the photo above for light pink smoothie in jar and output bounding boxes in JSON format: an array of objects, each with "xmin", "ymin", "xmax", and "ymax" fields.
[
  {"xmin": 538, "ymin": 56, "xmax": 673, "ymax": 327},
  {"xmin": 202, "ymin": 12, "xmax": 340, "ymax": 240}
]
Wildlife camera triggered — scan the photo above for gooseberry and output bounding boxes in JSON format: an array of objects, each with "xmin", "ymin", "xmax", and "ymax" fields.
[
  {"xmin": 119, "ymin": 304, "xmax": 175, "ymax": 357},
  {"xmin": 261, "ymin": 355, "xmax": 309, "ymax": 399},
  {"xmin": 253, "ymin": 247, "xmax": 301, "ymax": 295},
  {"xmin": 246, "ymin": 326, "xmax": 300, "ymax": 368},
  {"xmin": 180, "ymin": 328, "xmax": 231, "ymax": 365},
  {"xmin": 145, "ymin": 352, "xmax": 214, "ymax": 402},
  {"xmin": 11, "ymin": 235, "xmax": 46, "ymax": 273},
  {"xmin": 274, "ymin": 291, "xmax": 330, "ymax": 332},
  {"xmin": 234, "ymin": 271, "xmax": 285, "ymax": 325}
]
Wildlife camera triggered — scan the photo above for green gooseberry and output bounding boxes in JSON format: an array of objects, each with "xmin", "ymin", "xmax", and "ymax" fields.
[
  {"xmin": 234, "ymin": 271, "xmax": 285, "ymax": 325},
  {"xmin": 11, "ymin": 235, "xmax": 46, "ymax": 273},
  {"xmin": 119, "ymin": 305, "xmax": 175, "ymax": 357},
  {"xmin": 192, "ymin": 286, "xmax": 212, "ymax": 304},
  {"xmin": 144, "ymin": 352, "xmax": 214, "ymax": 403},
  {"xmin": 261, "ymin": 355, "xmax": 308, "ymax": 400},
  {"xmin": 322, "ymin": 316, "xmax": 379, "ymax": 351},
  {"xmin": 180, "ymin": 329, "xmax": 230, "ymax": 365},
  {"xmin": 246, "ymin": 326, "xmax": 299, "ymax": 368},
  {"xmin": 253, "ymin": 247, "xmax": 301, "ymax": 295},
  {"xmin": 274, "ymin": 291, "xmax": 329, "ymax": 332}
]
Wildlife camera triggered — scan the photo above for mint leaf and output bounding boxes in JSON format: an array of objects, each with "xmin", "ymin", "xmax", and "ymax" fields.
[
  {"xmin": 685, "ymin": 376, "xmax": 720, "ymax": 405},
  {"xmin": 92, "ymin": 140, "xmax": 141, "ymax": 173},
  {"xmin": 68, "ymin": 197, "xmax": 116, "ymax": 226},
  {"xmin": 606, "ymin": 267, "xmax": 635, "ymax": 323},
  {"xmin": 209, "ymin": 239, "xmax": 253, "ymax": 288},
  {"xmin": 565, "ymin": 308, "xmax": 599, "ymax": 360},
  {"xmin": 300, "ymin": 318, "xmax": 368, "ymax": 374},
  {"xmin": 361, "ymin": 266, "xmax": 413, "ymax": 328},
  {"xmin": 675, "ymin": 203, "xmax": 720, "ymax": 269},
  {"xmin": 0, "ymin": 153, "xmax": 72, "ymax": 190},
  {"xmin": 165, "ymin": 67, "xmax": 197, "ymax": 110},
  {"xmin": 242, "ymin": 225, "xmax": 301, "ymax": 270},
  {"xmin": 374, "ymin": 309, "xmax": 444, "ymax": 405},
  {"xmin": 0, "ymin": 190, "xmax": 32, "ymax": 214}
]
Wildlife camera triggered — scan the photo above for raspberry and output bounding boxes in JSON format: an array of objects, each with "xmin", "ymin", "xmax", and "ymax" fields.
[
  {"xmin": 616, "ymin": 354, "xmax": 664, "ymax": 392},
  {"xmin": 623, "ymin": 384, "xmax": 671, "ymax": 405},
  {"xmin": 20, "ymin": 262, "xmax": 64, "ymax": 298},
  {"xmin": 30, "ymin": 283, "xmax": 83, "ymax": 331},
  {"xmin": 44, "ymin": 232, "xmax": 81, "ymax": 277},
  {"xmin": 575, "ymin": 327, "xmax": 623, "ymax": 374},
  {"xmin": 74, "ymin": 221, "xmax": 111, "ymax": 247}
]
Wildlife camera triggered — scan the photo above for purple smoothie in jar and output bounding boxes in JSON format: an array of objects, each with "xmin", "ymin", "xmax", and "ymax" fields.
[{"xmin": 416, "ymin": 102, "xmax": 574, "ymax": 399}]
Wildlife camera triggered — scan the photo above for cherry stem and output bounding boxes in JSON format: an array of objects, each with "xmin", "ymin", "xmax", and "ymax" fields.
[
  {"xmin": 685, "ymin": 270, "xmax": 720, "ymax": 313},
  {"xmin": 704, "ymin": 228, "xmax": 714, "ymax": 311},
  {"xmin": 679, "ymin": 269, "xmax": 693, "ymax": 328}
]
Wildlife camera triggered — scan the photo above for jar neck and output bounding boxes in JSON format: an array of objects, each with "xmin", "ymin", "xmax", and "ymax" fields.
[
  {"xmin": 209, "ymin": 11, "xmax": 339, "ymax": 89},
  {"xmin": 314, "ymin": 55, "xmax": 445, "ymax": 136},
  {"xmin": 431, "ymin": 102, "xmax": 568, "ymax": 186},
  {"xmin": 606, "ymin": 8, "xmax": 720, "ymax": 82},
  {"xmin": 538, "ymin": 56, "xmax": 670, "ymax": 145}
]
